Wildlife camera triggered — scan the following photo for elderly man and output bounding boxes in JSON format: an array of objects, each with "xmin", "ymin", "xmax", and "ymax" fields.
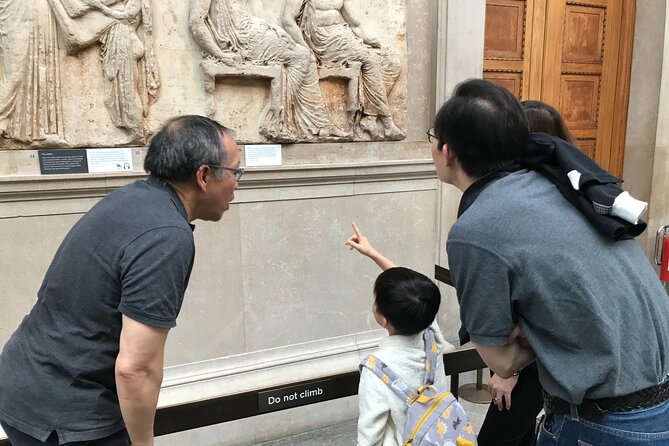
[
  {"xmin": 0, "ymin": 116, "xmax": 241, "ymax": 445},
  {"xmin": 430, "ymin": 79, "xmax": 669, "ymax": 445}
]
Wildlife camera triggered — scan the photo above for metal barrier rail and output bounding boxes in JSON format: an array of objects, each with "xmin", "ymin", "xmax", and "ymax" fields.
[
  {"xmin": 152, "ymin": 347, "xmax": 484, "ymax": 437},
  {"xmin": 0, "ymin": 266, "xmax": 484, "ymax": 444}
]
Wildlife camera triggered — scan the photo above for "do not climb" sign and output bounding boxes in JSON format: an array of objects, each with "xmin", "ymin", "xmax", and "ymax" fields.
[{"xmin": 258, "ymin": 379, "xmax": 333, "ymax": 413}]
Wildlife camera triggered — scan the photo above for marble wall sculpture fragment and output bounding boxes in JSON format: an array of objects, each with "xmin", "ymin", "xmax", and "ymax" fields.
[
  {"xmin": 0, "ymin": 0, "xmax": 406, "ymax": 148},
  {"xmin": 192, "ymin": 0, "xmax": 406, "ymax": 142},
  {"xmin": 189, "ymin": 0, "xmax": 349, "ymax": 142},
  {"xmin": 284, "ymin": 0, "xmax": 404, "ymax": 140},
  {"xmin": 0, "ymin": 0, "xmax": 64, "ymax": 145},
  {"xmin": 48, "ymin": 0, "xmax": 160, "ymax": 143}
]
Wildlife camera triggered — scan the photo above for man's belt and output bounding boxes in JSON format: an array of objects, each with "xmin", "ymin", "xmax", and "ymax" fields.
[{"xmin": 543, "ymin": 379, "xmax": 669, "ymax": 421}]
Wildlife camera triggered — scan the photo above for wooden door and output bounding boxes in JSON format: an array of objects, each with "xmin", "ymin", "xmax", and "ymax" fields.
[{"xmin": 483, "ymin": 0, "xmax": 636, "ymax": 177}]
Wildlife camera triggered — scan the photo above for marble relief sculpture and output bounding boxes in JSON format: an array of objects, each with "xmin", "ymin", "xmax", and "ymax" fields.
[
  {"xmin": 189, "ymin": 0, "xmax": 348, "ymax": 142},
  {"xmin": 284, "ymin": 0, "xmax": 404, "ymax": 140},
  {"xmin": 0, "ymin": 0, "xmax": 404, "ymax": 147},
  {"xmin": 47, "ymin": 0, "xmax": 160, "ymax": 142},
  {"xmin": 0, "ymin": 0, "xmax": 64, "ymax": 144}
]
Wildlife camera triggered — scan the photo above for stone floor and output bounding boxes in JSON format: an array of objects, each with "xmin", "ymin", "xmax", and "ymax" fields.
[{"xmin": 258, "ymin": 371, "xmax": 492, "ymax": 446}]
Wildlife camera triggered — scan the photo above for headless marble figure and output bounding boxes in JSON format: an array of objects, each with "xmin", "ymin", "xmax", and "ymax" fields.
[
  {"xmin": 0, "ymin": 0, "xmax": 64, "ymax": 144},
  {"xmin": 283, "ymin": 0, "xmax": 403, "ymax": 140},
  {"xmin": 190, "ymin": 0, "xmax": 347, "ymax": 141},
  {"xmin": 47, "ymin": 0, "xmax": 160, "ymax": 142}
]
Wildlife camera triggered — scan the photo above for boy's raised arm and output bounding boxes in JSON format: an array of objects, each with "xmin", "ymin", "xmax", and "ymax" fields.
[{"xmin": 345, "ymin": 222, "xmax": 396, "ymax": 271}]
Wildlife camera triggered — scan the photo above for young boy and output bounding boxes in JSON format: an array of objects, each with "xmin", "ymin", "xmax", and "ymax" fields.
[{"xmin": 347, "ymin": 223, "xmax": 454, "ymax": 446}]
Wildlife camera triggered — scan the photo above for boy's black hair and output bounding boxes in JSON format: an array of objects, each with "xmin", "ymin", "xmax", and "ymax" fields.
[{"xmin": 373, "ymin": 267, "xmax": 441, "ymax": 335}]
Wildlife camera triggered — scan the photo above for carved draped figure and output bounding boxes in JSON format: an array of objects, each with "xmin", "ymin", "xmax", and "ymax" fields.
[
  {"xmin": 207, "ymin": 0, "xmax": 334, "ymax": 140},
  {"xmin": 0, "ymin": 0, "xmax": 63, "ymax": 143},
  {"xmin": 47, "ymin": 0, "xmax": 160, "ymax": 140},
  {"xmin": 296, "ymin": 0, "xmax": 399, "ymax": 119}
]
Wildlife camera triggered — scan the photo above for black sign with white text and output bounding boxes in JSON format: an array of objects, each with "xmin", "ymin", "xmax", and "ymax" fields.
[
  {"xmin": 258, "ymin": 379, "xmax": 333, "ymax": 413},
  {"xmin": 38, "ymin": 149, "xmax": 88, "ymax": 174}
]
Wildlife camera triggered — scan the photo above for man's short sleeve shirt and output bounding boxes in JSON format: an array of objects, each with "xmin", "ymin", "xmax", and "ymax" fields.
[
  {"xmin": 447, "ymin": 169, "xmax": 669, "ymax": 404},
  {"xmin": 0, "ymin": 176, "xmax": 195, "ymax": 443}
]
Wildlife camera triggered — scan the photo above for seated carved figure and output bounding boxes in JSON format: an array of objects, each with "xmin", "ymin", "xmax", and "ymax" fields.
[
  {"xmin": 283, "ymin": 0, "xmax": 404, "ymax": 140},
  {"xmin": 189, "ymin": 0, "xmax": 347, "ymax": 141}
]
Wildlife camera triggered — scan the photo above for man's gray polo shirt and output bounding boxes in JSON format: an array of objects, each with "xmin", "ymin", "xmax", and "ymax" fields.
[
  {"xmin": 0, "ymin": 175, "xmax": 195, "ymax": 443},
  {"xmin": 447, "ymin": 169, "xmax": 669, "ymax": 404}
]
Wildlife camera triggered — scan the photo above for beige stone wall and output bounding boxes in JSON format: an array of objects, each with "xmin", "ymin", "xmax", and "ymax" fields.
[
  {"xmin": 624, "ymin": 0, "xmax": 667, "ymax": 256},
  {"xmin": 645, "ymin": 1, "xmax": 669, "ymax": 268},
  {"xmin": 623, "ymin": 0, "xmax": 669, "ymax": 268}
]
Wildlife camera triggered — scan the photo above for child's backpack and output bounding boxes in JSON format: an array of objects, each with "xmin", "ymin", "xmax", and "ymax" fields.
[{"xmin": 360, "ymin": 328, "xmax": 477, "ymax": 446}]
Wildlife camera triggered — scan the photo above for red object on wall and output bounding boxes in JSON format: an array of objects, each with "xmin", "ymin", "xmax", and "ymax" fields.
[{"xmin": 661, "ymin": 235, "xmax": 669, "ymax": 283}]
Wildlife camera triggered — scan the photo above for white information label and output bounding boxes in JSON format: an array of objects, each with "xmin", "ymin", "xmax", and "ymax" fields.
[
  {"xmin": 86, "ymin": 148, "xmax": 134, "ymax": 173},
  {"xmin": 245, "ymin": 144, "xmax": 282, "ymax": 167}
]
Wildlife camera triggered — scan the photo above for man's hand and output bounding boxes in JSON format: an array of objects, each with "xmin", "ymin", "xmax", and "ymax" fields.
[{"xmin": 488, "ymin": 373, "xmax": 519, "ymax": 411}]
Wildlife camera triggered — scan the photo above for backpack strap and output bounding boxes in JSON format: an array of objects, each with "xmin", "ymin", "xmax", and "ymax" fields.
[
  {"xmin": 360, "ymin": 354, "xmax": 418, "ymax": 403},
  {"xmin": 423, "ymin": 327, "xmax": 440, "ymax": 386}
]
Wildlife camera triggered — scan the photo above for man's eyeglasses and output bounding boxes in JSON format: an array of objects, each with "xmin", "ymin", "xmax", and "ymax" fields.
[
  {"xmin": 426, "ymin": 129, "xmax": 438, "ymax": 143},
  {"xmin": 209, "ymin": 164, "xmax": 245, "ymax": 181}
]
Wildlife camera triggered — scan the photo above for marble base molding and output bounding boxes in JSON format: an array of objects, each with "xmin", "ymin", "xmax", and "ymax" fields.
[{"xmin": 158, "ymin": 329, "xmax": 384, "ymax": 408}]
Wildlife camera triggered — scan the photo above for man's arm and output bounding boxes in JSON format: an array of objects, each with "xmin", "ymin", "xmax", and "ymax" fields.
[
  {"xmin": 473, "ymin": 338, "xmax": 535, "ymax": 379},
  {"xmin": 282, "ymin": 0, "xmax": 310, "ymax": 48},
  {"xmin": 115, "ymin": 315, "xmax": 169, "ymax": 446},
  {"xmin": 340, "ymin": 0, "xmax": 380, "ymax": 47}
]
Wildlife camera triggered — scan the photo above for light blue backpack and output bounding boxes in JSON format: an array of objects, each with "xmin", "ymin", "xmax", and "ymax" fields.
[{"xmin": 360, "ymin": 328, "xmax": 477, "ymax": 446}]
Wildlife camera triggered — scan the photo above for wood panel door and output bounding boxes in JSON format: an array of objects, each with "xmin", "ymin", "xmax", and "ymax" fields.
[{"xmin": 483, "ymin": 0, "xmax": 636, "ymax": 177}]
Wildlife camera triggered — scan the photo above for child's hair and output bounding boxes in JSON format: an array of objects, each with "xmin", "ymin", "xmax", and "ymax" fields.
[
  {"xmin": 373, "ymin": 267, "xmax": 441, "ymax": 335},
  {"xmin": 521, "ymin": 100, "xmax": 575, "ymax": 144}
]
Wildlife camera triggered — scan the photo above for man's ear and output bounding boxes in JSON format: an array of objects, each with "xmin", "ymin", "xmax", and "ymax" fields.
[
  {"xmin": 442, "ymin": 143, "xmax": 456, "ymax": 167},
  {"xmin": 195, "ymin": 165, "xmax": 210, "ymax": 192}
]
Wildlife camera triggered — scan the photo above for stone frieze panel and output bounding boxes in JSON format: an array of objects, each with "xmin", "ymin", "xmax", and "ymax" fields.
[{"xmin": 0, "ymin": 0, "xmax": 407, "ymax": 148}]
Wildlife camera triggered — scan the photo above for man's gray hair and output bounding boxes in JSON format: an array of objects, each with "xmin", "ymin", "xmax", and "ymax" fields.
[{"xmin": 144, "ymin": 115, "xmax": 233, "ymax": 182}]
